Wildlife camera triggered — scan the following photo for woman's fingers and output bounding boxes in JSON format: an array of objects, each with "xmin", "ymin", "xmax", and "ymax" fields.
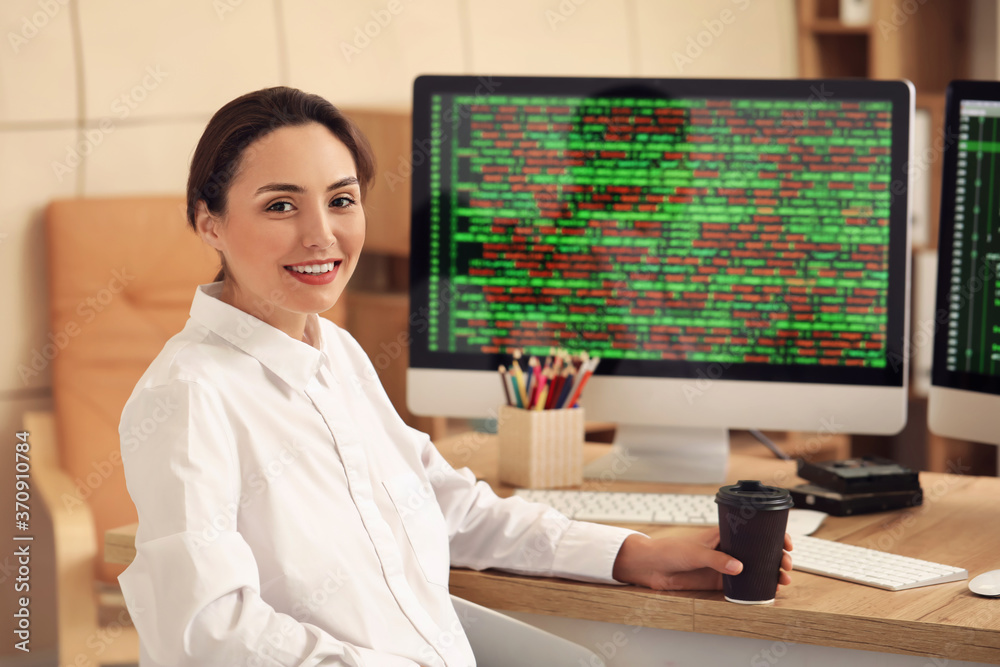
[{"xmin": 700, "ymin": 525, "xmax": 722, "ymax": 548}]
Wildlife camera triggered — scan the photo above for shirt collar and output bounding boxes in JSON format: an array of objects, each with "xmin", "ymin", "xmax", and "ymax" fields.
[{"xmin": 189, "ymin": 282, "xmax": 324, "ymax": 391}]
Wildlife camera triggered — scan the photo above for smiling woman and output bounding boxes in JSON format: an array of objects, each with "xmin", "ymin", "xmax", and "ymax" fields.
[
  {"xmin": 195, "ymin": 123, "xmax": 365, "ymax": 341},
  {"xmin": 116, "ymin": 86, "xmax": 786, "ymax": 667},
  {"xmin": 185, "ymin": 88, "xmax": 373, "ymax": 341}
]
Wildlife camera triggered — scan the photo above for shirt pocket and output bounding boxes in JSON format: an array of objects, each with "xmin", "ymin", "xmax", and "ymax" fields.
[{"xmin": 383, "ymin": 472, "xmax": 451, "ymax": 589}]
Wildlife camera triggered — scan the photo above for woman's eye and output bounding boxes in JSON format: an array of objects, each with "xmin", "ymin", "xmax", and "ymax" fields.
[
  {"xmin": 267, "ymin": 201, "xmax": 293, "ymax": 213},
  {"xmin": 330, "ymin": 195, "xmax": 355, "ymax": 209}
]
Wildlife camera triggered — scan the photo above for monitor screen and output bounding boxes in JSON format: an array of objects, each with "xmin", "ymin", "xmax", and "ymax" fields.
[
  {"xmin": 408, "ymin": 76, "xmax": 913, "ymax": 481},
  {"xmin": 930, "ymin": 81, "xmax": 1000, "ymax": 447}
]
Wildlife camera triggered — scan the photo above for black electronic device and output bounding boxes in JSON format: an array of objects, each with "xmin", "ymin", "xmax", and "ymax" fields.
[
  {"xmin": 797, "ymin": 456, "xmax": 920, "ymax": 494},
  {"xmin": 790, "ymin": 483, "xmax": 923, "ymax": 516}
]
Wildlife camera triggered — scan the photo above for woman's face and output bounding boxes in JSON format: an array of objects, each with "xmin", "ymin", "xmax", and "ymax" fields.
[{"xmin": 198, "ymin": 122, "xmax": 365, "ymax": 338}]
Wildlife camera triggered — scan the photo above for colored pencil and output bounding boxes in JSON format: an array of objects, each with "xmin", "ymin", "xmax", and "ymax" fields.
[
  {"xmin": 510, "ymin": 353, "xmax": 527, "ymax": 407},
  {"xmin": 531, "ymin": 367, "xmax": 550, "ymax": 409},
  {"xmin": 565, "ymin": 356, "xmax": 599, "ymax": 408},
  {"xmin": 498, "ymin": 364, "xmax": 513, "ymax": 406},
  {"xmin": 545, "ymin": 368, "xmax": 566, "ymax": 410},
  {"xmin": 525, "ymin": 356, "xmax": 539, "ymax": 404},
  {"xmin": 534, "ymin": 382, "xmax": 549, "ymax": 410},
  {"xmin": 554, "ymin": 368, "xmax": 576, "ymax": 409}
]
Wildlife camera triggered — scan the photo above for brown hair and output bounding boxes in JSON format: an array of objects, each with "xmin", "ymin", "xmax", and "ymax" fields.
[{"xmin": 186, "ymin": 86, "xmax": 376, "ymax": 281}]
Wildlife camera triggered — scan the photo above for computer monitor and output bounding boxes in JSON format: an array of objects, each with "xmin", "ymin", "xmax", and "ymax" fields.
[
  {"xmin": 408, "ymin": 75, "xmax": 913, "ymax": 483},
  {"xmin": 929, "ymin": 81, "xmax": 1000, "ymax": 448}
]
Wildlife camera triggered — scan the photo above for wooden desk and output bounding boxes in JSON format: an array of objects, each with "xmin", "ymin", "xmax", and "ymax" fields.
[{"xmin": 106, "ymin": 432, "xmax": 1000, "ymax": 665}]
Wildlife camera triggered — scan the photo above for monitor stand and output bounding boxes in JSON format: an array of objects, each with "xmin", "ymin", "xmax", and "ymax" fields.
[{"xmin": 582, "ymin": 425, "xmax": 729, "ymax": 484}]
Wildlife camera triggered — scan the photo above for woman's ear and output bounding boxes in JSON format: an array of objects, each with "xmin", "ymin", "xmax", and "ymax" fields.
[{"xmin": 194, "ymin": 200, "xmax": 225, "ymax": 251}]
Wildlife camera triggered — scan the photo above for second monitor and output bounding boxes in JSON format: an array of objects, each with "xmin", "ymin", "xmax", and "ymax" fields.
[{"xmin": 408, "ymin": 76, "xmax": 913, "ymax": 483}]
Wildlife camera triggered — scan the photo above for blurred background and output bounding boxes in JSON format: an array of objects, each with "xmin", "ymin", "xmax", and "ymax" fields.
[{"xmin": 0, "ymin": 0, "xmax": 996, "ymax": 664}]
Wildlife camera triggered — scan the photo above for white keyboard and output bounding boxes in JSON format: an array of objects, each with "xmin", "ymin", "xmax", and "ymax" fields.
[
  {"xmin": 793, "ymin": 535, "xmax": 968, "ymax": 591},
  {"xmin": 513, "ymin": 489, "xmax": 828, "ymax": 534},
  {"xmin": 513, "ymin": 489, "xmax": 717, "ymax": 525}
]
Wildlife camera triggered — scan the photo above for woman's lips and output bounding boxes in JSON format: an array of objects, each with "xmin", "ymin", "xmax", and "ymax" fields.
[{"xmin": 284, "ymin": 261, "xmax": 340, "ymax": 285}]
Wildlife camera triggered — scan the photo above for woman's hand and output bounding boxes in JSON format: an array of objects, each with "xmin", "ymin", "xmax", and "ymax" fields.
[{"xmin": 611, "ymin": 528, "xmax": 794, "ymax": 591}]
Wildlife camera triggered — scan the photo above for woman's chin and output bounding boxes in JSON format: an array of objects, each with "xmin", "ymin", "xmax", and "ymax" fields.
[{"xmin": 283, "ymin": 288, "xmax": 345, "ymax": 315}]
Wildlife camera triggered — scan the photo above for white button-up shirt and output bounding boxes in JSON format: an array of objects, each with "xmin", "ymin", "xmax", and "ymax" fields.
[{"xmin": 118, "ymin": 282, "xmax": 637, "ymax": 667}]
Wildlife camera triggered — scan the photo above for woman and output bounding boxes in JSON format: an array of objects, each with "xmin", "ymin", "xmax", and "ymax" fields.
[{"xmin": 118, "ymin": 86, "xmax": 792, "ymax": 667}]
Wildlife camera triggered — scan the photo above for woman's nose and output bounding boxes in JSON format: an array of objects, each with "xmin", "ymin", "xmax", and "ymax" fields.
[{"xmin": 301, "ymin": 203, "xmax": 336, "ymax": 249}]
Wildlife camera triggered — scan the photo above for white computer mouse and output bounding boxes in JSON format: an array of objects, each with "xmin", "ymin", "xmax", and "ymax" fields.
[
  {"xmin": 969, "ymin": 570, "xmax": 1000, "ymax": 597},
  {"xmin": 786, "ymin": 508, "xmax": 827, "ymax": 536}
]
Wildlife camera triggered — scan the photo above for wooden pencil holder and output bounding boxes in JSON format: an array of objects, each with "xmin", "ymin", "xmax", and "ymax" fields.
[{"xmin": 497, "ymin": 405, "xmax": 584, "ymax": 488}]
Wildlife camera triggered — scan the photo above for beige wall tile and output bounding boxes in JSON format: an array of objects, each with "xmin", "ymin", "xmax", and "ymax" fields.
[
  {"xmin": 78, "ymin": 0, "xmax": 281, "ymax": 121},
  {"xmin": 284, "ymin": 0, "xmax": 466, "ymax": 110},
  {"xmin": 0, "ymin": 0, "xmax": 77, "ymax": 123},
  {"xmin": 635, "ymin": 0, "xmax": 796, "ymax": 78},
  {"xmin": 82, "ymin": 120, "xmax": 205, "ymax": 196},
  {"xmin": 0, "ymin": 129, "xmax": 77, "ymax": 392},
  {"xmin": 467, "ymin": 0, "xmax": 633, "ymax": 76}
]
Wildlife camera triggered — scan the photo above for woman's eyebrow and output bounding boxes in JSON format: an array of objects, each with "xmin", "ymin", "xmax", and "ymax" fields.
[
  {"xmin": 254, "ymin": 177, "xmax": 359, "ymax": 197},
  {"xmin": 255, "ymin": 182, "xmax": 303, "ymax": 196},
  {"xmin": 326, "ymin": 176, "xmax": 359, "ymax": 191}
]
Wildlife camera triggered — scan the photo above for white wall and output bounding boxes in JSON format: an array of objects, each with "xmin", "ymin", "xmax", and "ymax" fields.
[{"xmin": 0, "ymin": 0, "xmax": 796, "ymax": 659}]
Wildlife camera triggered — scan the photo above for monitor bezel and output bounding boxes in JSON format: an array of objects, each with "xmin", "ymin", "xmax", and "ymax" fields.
[
  {"xmin": 931, "ymin": 80, "xmax": 1000, "ymax": 397},
  {"xmin": 409, "ymin": 75, "xmax": 912, "ymax": 390}
]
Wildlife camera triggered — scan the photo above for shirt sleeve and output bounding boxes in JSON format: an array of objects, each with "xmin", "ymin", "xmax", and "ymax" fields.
[
  {"xmin": 411, "ymin": 428, "xmax": 643, "ymax": 585},
  {"xmin": 118, "ymin": 379, "xmax": 420, "ymax": 667}
]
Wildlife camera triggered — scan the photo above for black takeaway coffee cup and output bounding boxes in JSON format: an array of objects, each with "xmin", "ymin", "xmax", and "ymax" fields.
[{"xmin": 715, "ymin": 480, "xmax": 793, "ymax": 604}]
